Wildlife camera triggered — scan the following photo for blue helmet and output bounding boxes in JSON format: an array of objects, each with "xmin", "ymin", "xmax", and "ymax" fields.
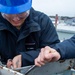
[{"xmin": 0, "ymin": 0, "xmax": 32, "ymax": 14}]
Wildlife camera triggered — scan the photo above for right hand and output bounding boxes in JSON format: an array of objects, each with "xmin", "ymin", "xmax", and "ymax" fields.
[{"xmin": 35, "ymin": 46, "xmax": 61, "ymax": 67}]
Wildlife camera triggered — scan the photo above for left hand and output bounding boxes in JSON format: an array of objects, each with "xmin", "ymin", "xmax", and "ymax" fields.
[
  {"xmin": 12, "ymin": 55, "xmax": 22, "ymax": 68},
  {"xmin": 7, "ymin": 55, "xmax": 22, "ymax": 69}
]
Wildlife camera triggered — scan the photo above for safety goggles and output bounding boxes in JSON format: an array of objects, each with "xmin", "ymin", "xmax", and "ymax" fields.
[{"xmin": 3, "ymin": 10, "xmax": 30, "ymax": 20}]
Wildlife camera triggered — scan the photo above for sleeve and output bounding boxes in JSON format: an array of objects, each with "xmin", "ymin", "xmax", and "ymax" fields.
[
  {"xmin": 0, "ymin": 32, "xmax": 2, "ymax": 62},
  {"xmin": 39, "ymin": 14, "xmax": 60, "ymax": 48},
  {"xmin": 20, "ymin": 14, "xmax": 60, "ymax": 66},
  {"xmin": 54, "ymin": 35, "xmax": 75, "ymax": 60}
]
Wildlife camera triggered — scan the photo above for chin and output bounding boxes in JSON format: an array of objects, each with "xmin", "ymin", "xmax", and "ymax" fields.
[{"xmin": 12, "ymin": 23, "xmax": 21, "ymax": 26}]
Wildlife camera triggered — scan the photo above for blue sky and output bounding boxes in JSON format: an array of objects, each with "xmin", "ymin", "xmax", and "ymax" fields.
[{"xmin": 32, "ymin": 0, "xmax": 75, "ymax": 17}]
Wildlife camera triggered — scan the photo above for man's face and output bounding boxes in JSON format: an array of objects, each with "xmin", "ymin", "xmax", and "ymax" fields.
[{"xmin": 4, "ymin": 11, "xmax": 29, "ymax": 29}]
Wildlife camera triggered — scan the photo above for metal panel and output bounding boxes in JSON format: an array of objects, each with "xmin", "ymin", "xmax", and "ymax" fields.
[
  {"xmin": 0, "ymin": 66, "xmax": 23, "ymax": 75},
  {"xmin": 26, "ymin": 59, "xmax": 75, "ymax": 75},
  {"xmin": 0, "ymin": 59, "xmax": 75, "ymax": 75}
]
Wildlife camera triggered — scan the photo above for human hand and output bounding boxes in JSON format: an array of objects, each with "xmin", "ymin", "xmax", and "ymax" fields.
[
  {"xmin": 6, "ymin": 59, "xmax": 13, "ymax": 68},
  {"xmin": 35, "ymin": 46, "xmax": 61, "ymax": 67},
  {"xmin": 6, "ymin": 55, "xmax": 22, "ymax": 69}
]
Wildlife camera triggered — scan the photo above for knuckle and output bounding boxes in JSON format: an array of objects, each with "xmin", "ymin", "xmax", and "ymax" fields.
[{"xmin": 40, "ymin": 58, "xmax": 44, "ymax": 62}]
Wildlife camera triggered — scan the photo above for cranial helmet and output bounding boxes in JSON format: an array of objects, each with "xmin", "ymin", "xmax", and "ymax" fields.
[{"xmin": 0, "ymin": 0, "xmax": 32, "ymax": 14}]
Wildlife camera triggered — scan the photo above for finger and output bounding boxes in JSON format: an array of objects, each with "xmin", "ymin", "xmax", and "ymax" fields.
[
  {"xmin": 17, "ymin": 55, "xmax": 22, "ymax": 68},
  {"xmin": 35, "ymin": 58, "xmax": 42, "ymax": 67},
  {"xmin": 12, "ymin": 59, "xmax": 18, "ymax": 68},
  {"xmin": 38, "ymin": 51, "xmax": 46, "ymax": 66},
  {"xmin": 35, "ymin": 53, "xmax": 45, "ymax": 66},
  {"xmin": 44, "ymin": 47, "xmax": 52, "ymax": 61},
  {"xmin": 17, "ymin": 60, "xmax": 21, "ymax": 68},
  {"xmin": 6, "ymin": 59, "xmax": 13, "ymax": 68},
  {"xmin": 36, "ymin": 53, "xmax": 44, "ymax": 65},
  {"xmin": 40, "ymin": 48, "xmax": 46, "ymax": 63},
  {"xmin": 13, "ymin": 55, "xmax": 22, "ymax": 68},
  {"xmin": 44, "ymin": 46, "xmax": 57, "ymax": 60},
  {"xmin": 48, "ymin": 52, "xmax": 60, "ymax": 62},
  {"xmin": 44, "ymin": 53, "xmax": 52, "ymax": 62},
  {"xmin": 45, "ymin": 46, "xmax": 54, "ymax": 52}
]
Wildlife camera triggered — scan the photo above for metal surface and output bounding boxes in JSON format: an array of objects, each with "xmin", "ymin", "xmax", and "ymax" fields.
[
  {"xmin": 0, "ymin": 66, "xmax": 23, "ymax": 75},
  {"xmin": 23, "ymin": 65, "xmax": 36, "ymax": 75},
  {"xmin": 26, "ymin": 59, "xmax": 75, "ymax": 75},
  {"xmin": 13, "ymin": 65, "xmax": 34, "ymax": 71},
  {"xmin": 0, "ymin": 64, "xmax": 36, "ymax": 75},
  {"xmin": 13, "ymin": 65, "xmax": 36, "ymax": 74},
  {"xmin": 0, "ymin": 59, "xmax": 75, "ymax": 75}
]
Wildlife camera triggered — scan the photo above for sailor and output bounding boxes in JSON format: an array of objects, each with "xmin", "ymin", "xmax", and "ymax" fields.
[{"xmin": 0, "ymin": 0, "xmax": 59, "ymax": 68}]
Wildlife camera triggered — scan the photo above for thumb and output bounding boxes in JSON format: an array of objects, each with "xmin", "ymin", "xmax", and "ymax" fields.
[
  {"xmin": 6, "ymin": 59, "xmax": 13, "ymax": 68},
  {"xmin": 49, "ymin": 52, "xmax": 60, "ymax": 62}
]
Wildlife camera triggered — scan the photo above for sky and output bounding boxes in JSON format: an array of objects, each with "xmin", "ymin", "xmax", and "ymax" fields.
[{"xmin": 32, "ymin": 0, "xmax": 75, "ymax": 17}]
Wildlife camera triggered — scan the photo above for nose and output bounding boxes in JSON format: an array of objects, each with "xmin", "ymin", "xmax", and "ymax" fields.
[{"xmin": 12, "ymin": 16, "xmax": 20, "ymax": 21}]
